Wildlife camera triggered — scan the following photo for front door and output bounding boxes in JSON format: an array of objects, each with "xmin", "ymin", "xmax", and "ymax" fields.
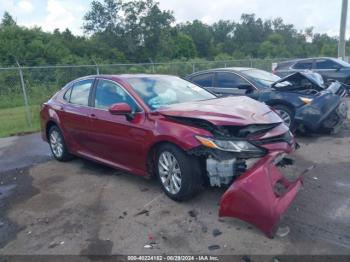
[
  {"xmin": 212, "ymin": 72, "xmax": 253, "ymax": 96},
  {"xmin": 313, "ymin": 58, "xmax": 342, "ymax": 81},
  {"xmin": 87, "ymin": 78, "xmax": 149, "ymax": 173}
]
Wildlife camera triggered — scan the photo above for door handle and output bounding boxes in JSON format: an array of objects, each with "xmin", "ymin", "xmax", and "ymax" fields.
[{"xmin": 90, "ymin": 113, "xmax": 97, "ymax": 119}]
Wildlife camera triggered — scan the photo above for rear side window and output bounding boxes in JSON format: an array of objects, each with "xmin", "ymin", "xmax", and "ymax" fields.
[
  {"xmin": 216, "ymin": 72, "xmax": 248, "ymax": 88},
  {"xmin": 275, "ymin": 61, "xmax": 295, "ymax": 71},
  {"xmin": 63, "ymin": 86, "xmax": 72, "ymax": 101},
  {"xmin": 70, "ymin": 79, "xmax": 93, "ymax": 106},
  {"xmin": 293, "ymin": 60, "xmax": 313, "ymax": 70},
  {"xmin": 190, "ymin": 73, "xmax": 214, "ymax": 87},
  {"xmin": 315, "ymin": 59, "xmax": 339, "ymax": 69}
]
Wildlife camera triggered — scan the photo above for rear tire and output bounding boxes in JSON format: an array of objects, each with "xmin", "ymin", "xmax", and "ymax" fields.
[
  {"xmin": 156, "ymin": 143, "xmax": 202, "ymax": 201},
  {"xmin": 272, "ymin": 104, "xmax": 295, "ymax": 130},
  {"xmin": 48, "ymin": 125, "xmax": 73, "ymax": 162}
]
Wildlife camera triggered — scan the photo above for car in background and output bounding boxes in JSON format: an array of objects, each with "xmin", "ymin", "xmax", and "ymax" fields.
[
  {"xmin": 273, "ymin": 57, "xmax": 350, "ymax": 85},
  {"xmin": 186, "ymin": 68, "xmax": 348, "ymax": 134},
  {"xmin": 41, "ymin": 74, "xmax": 303, "ymax": 238}
]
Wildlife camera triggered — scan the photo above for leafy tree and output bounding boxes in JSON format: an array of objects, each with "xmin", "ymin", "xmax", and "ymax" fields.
[
  {"xmin": 83, "ymin": 0, "xmax": 123, "ymax": 34},
  {"xmin": 174, "ymin": 33, "xmax": 196, "ymax": 59},
  {"xmin": 83, "ymin": 0, "xmax": 174, "ymax": 61},
  {"xmin": 232, "ymin": 14, "xmax": 272, "ymax": 57},
  {"xmin": 258, "ymin": 33, "xmax": 291, "ymax": 58},
  {"xmin": 178, "ymin": 20, "xmax": 214, "ymax": 58},
  {"xmin": 1, "ymin": 12, "xmax": 16, "ymax": 27},
  {"xmin": 0, "ymin": 6, "xmax": 347, "ymax": 68}
]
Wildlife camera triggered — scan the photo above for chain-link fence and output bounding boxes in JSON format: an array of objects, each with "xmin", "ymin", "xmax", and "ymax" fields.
[{"xmin": 0, "ymin": 58, "xmax": 287, "ymax": 137}]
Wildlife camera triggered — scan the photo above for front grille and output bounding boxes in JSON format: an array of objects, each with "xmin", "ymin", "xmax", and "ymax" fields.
[{"xmin": 252, "ymin": 131, "xmax": 294, "ymax": 146}]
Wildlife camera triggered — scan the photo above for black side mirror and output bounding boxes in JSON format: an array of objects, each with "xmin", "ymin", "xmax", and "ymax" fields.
[
  {"xmin": 335, "ymin": 65, "xmax": 342, "ymax": 72},
  {"xmin": 237, "ymin": 84, "xmax": 253, "ymax": 90}
]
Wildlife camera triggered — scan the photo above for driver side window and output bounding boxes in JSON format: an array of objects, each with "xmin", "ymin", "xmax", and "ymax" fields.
[
  {"xmin": 216, "ymin": 72, "xmax": 249, "ymax": 88},
  {"xmin": 94, "ymin": 79, "xmax": 139, "ymax": 111}
]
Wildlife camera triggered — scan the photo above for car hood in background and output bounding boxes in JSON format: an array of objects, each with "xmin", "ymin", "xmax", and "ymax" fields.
[{"xmin": 156, "ymin": 96, "xmax": 282, "ymax": 126}]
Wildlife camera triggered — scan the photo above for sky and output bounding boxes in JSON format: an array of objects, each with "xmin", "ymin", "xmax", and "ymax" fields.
[{"xmin": 0, "ymin": 0, "xmax": 348, "ymax": 37}]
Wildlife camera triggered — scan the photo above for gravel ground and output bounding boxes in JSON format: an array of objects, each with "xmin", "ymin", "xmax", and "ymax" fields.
[{"xmin": 0, "ymin": 99, "xmax": 349, "ymax": 256}]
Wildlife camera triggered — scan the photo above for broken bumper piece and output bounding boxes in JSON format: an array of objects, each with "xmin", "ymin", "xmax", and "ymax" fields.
[
  {"xmin": 295, "ymin": 94, "xmax": 348, "ymax": 133},
  {"xmin": 219, "ymin": 150, "xmax": 303, "ymax": 238}
]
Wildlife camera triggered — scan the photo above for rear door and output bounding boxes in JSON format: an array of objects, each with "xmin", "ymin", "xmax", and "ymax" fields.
[
  {"xmin": 291, "ymin": 59, "xmax": 314, "ymax": 72},
  {"xmin": 58, "ymin": 78, "xmax": 96, "ymax": 154}
]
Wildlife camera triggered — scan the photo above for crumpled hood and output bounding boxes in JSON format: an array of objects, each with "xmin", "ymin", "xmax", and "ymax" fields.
[
  {"xmin": 271, "ymin": 71, "xmax": 325, "ymax": 91},
  {"xmin": 156, "ymin": 96, "xmax": 282, "ymax": 126},
  {"xmin": 271, "ymin": 71, "xmax": 348, "ymax": 97}
]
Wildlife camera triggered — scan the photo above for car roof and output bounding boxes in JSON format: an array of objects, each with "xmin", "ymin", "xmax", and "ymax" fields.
[
  {"xmin": 278, "ymin": 57, "xmax": 338, "ymax": 64},
  {"xmin": 72, "ymin": 74, "xmax": 180, "ymax": 82},
  {"xmin": 64, "ymin": 74, "xmax": 182, "ymax": 90},
  {"xmin": 188, "ymin": 67, "xmax": 256, "ymax": 76}
]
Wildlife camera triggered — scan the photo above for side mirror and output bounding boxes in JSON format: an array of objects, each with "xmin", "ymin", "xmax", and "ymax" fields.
[
  {"xmin": 335, "ymin": 65, "xmax": 342, "ymax": 72},
  {"xmin": 237, "ymin": 84, "xmax": 252, "ymax": 90},
  {"xmin": 108, "ymin": 103, "xmax": 132, "ymax": 115}
]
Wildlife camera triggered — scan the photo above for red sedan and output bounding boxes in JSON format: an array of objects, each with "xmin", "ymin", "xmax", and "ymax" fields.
[{"xmin": 40, "ymin": 74, "xmax": 303, "ymax": 237}]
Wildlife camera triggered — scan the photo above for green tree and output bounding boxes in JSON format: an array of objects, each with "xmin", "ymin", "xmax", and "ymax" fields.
[
  {"xmin": 258, "ymin": 33, "xmax": 291, "ymax": 58},
  {"xmin": 172, "ymin": 33, "xmax": 197, "ymax": 59},
  {"xmin": 1, "ymin": 11, "xmax": 16, "ymax": 27},
  {"xmin": 83, "ymin": 0, "xmax": 174, "ymax": 61},
  {"xmin": 178, "ymin": 20, "xmax": 214, "ymax": 58}
]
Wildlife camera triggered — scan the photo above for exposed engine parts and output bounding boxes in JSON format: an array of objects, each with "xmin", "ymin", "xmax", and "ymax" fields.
[
  {"xmin": 206, "ymin": 157, "xmax": 249, "ymax": 187},
  {"xmin": 206, "ymin": 157, "xmax": 236, "ymax": 187}
]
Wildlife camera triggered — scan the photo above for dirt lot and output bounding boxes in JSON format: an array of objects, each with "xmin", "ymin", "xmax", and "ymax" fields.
[{"xmin": 0, "ymin": 101, "xmax": 350, "ymax": 256}]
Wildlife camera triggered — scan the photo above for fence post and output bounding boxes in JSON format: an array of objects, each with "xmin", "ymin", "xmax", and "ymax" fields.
[
  {"xmin": 148, "ymin": 58, "xmax": 155, "ymax": 73},
  {"xmin": 16, "ymin": 60, "xmax": 32, "ymax": 127},
  {"xmin": 93, "ymin": 59, "xmax": 100, "ymax": 75},
  {"xmin": 192, "ymin": 63, "xmax": 195, "ymax": 73}
]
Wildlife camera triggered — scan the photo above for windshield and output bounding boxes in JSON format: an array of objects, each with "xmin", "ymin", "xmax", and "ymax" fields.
[
  {"xmin": 242, "ymin": 69, "xmax": 289, "ymax": 88},
  {"xmin": 242, "ymin": 69, "xmax": 281, "ymax": 88},
  {"xmin": 332, "ymin": 58, "xmax": 350, "ymax": 67},
  {"xmin": 126, "ymin": 76, "xmax": 216, "ymax": 110}
]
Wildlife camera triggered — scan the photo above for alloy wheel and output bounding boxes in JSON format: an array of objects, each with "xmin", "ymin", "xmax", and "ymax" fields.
[
  {"xmin": 50, "ymin": 130, "xmax": 64, "ymax": 158},
  {"xmin": 158, "ymin": 151, "xmax": 182, "ymax": 194},
  {"xmin": 276, "ymin": 109, "xmax": 292, "ymax": 127}
]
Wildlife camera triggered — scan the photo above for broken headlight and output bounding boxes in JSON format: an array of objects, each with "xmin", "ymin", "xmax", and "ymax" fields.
[
  {"xmin": 300, "ymin": 97, "xmax": 313, "ymax": 104},
  {"xmin": 195, "ymin": 135, "xmax": 263, "ymax": 153}
]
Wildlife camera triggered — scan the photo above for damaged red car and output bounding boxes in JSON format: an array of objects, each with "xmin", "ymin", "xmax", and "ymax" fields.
[{"xmin": 40, "ymin": 74, "xmax": 303, "ymax": 238}]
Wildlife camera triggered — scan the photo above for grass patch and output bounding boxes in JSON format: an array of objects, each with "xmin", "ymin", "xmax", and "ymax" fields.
[{"xmin": 0, "ymin": 105, "xmax": 41, "ymax": 138}]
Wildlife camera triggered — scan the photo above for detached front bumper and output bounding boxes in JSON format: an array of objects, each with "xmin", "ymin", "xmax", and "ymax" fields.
[
  {"xmin": 295, "ymin": 93, "xmax": 348, "ymax": 132},
  {"xmin": 219, "ymin": 147, "xmax": 303, "ymax": 238}
]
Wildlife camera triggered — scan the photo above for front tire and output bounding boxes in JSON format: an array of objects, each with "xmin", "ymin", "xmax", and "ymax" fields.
[
  {"xmin": 48, "ymin": 125, "xmax": 73, "ymax": 162},
  {"xmin": 156, "ymin": 144, "xmax": 202, "ymax": 201},
  {"xmin": 273, "ymin": 104, "xmax": 295, "ymax": 129}
]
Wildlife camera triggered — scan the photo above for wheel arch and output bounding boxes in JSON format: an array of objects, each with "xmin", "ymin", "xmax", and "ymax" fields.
[
  {"xmin": 45, "ymin": 120, "xmax": 59, "ymax": 140},
  {"xmin": 146, "ymin": 140, "xmax": 185, "ymax": 178}
]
